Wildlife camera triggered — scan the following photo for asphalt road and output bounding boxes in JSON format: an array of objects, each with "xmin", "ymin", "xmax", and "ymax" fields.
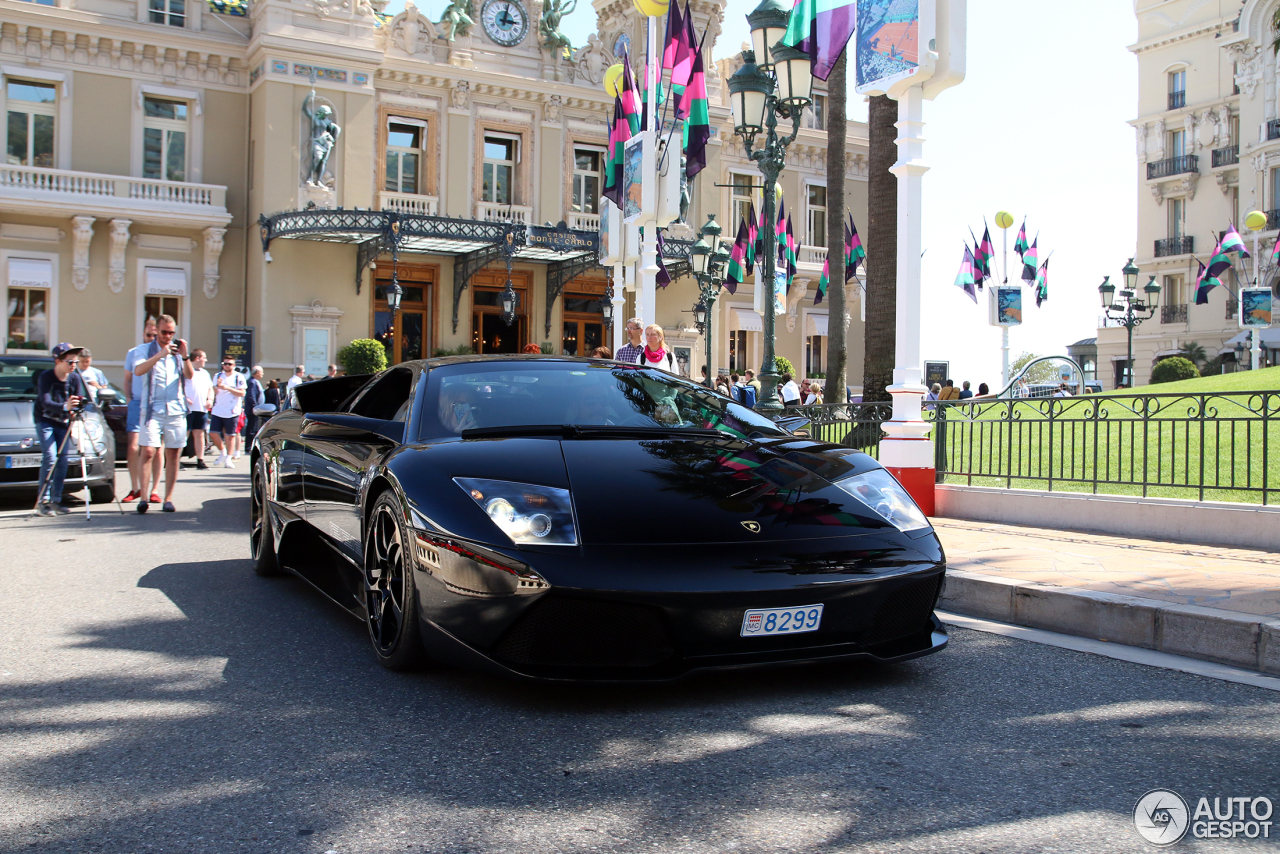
[{"xmin": 1, "ymin": 470, "xmax": 1277, "ymax": 853}]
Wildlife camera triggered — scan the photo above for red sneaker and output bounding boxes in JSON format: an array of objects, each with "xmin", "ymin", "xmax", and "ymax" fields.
[
  {"xmin": 122, "ymin": 489, "xmax": 141, "ymax": 503},
  {"xmin": 149, "ymin": 493, "xmax": 161, "ymax": 503}
]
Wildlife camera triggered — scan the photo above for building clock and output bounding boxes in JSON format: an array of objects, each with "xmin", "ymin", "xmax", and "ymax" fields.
[
  {"xmin": 613, "ymin": 32, "xmax": 631, "ymax": 59},
  {"xmin": 480, "ymin": 0, "xmax": 529, "ymax": 47}
]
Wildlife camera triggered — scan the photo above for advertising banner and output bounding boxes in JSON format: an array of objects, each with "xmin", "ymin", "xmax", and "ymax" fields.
[
  {"xmin": 1240, "ymin": 287, "xmax": 1273, "ymax": 328},
  {"xmin": 855, "ymin": 0, "xmax": 921, "ymax": 95},
  {"xmin": 219, "ymin": 326, "xmax": 254, "ymax": 375}
]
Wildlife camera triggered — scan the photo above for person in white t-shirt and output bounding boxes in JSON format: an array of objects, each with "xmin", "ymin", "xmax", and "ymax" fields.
[
  {"xmin": 209, "ymin": 357, "xmax": 247, "ymax": 468},
  {"xmin": 286, "ymin": 365, "xmax": 305, "ymax": 391},
  {"xmin": 184, "ymin": 350, "xmax": 215, "ymax": 470},
  {"xmin": 779, "ymin": 373, "xmax": 802, "ymax": 408}
]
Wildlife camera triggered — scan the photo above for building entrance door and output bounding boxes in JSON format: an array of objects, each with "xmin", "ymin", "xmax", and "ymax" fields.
[
  {"xmin": 470, "ymin": 270, "xmax": 529, "ymax": 354},
  {"xmin": 373, "ymin": 265, "xmax": 435, "ymax": 364}
]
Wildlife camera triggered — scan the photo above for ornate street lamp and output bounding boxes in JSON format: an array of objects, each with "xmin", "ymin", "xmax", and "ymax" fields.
[
  {"xmin": 688, "ymin": 215, "xmax": 731, "ymax": 386},
  {"xmin": 500, "ymin": 277, "xmax": 517, "ymax": 326},
  {"xmin": 601, "ymin": 289, "xmax": 614, "ymax": 327},
  {"xmin": 728, "ymin": 11, "xmax": 813, "ymax": 413},
  {"xmin": 387, "ymin": 219, "xmax": 404, "ymax": 320},
  {"xmin": 1100, "ymin": 260, "xmax": 1160, "ymax": 389}
]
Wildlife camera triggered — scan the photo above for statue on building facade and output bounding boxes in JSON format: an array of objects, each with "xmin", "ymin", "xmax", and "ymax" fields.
[
  {"xmin": 438, "ymin": 0, "xmax": 475, "ymax": 40},
  {"xmin": 573, "ymin": 33, "xmax": 610, "ymax": 83},
  {"xmin": 539, "ymin": 0, "xmax": 576, "ymax": 52},
  {"xmin": 392, "ymin": 0, "xmax": 437, "ymax": 54},
  {"xmin": 303, "ymin": 93, "xmax": 341, "ymax": 187}
]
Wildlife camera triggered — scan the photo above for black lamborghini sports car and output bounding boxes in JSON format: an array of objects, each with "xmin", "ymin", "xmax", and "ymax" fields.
[{"xmin": 250, "ymin": 356, "xmax": 947, "ymax": 681}]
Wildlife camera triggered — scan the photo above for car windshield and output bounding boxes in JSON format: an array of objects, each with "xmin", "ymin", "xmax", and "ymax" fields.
[
  {"xmin": 421, "ymin": 361, "xmax": 787, "ymax": 440},
  {"xmin": 0, "ymin": 357, "xmax": 54, "ymax": 400}
]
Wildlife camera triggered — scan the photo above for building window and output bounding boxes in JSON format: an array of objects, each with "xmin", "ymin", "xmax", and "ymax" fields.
[
  {"xmin": 142, "ymin": 97, "xmax": 188, "ymax": 182},
  {"xmin": 1168, "ymin": 129, "xmax": 1185, "ymax": 159},
  {"xmin": 144, "ymin": 294, "xmax": 181, "ymax": 330},
  {"xmin": 482, "ymin": 135, "xmax": 517, "ymax": 205},
  {"xmin": 1081, "ymin": 357, "xmax": 1096, "ymax": 382},
  {"xmin": 149, "ymin": 0, "xmax": 186, "ymax": 27},
  {"xmin": 1231, "ymin": 186, "xmax": 1239, "ymax": 226},
  {"xmin": 385, "ymin": 120, "xmax": 423, "ymax": 194},
  {"xmin": 805, "ymin": 335, "xmax": 824, "ymax": 376},
  {"xmin": 1163, "ymin": 274, "xmax": 1186, "ymax": 307},
  {"xmin": 1167, "ymin": 197, "xmax": 1183, "ymax": 239},
  {"xmin": 7, "ymin": 258, "xmax": 51, "ymax": 351},
  {"xmin": 729, "ymin": 329, "xmax": 748, "ymax": 373},
  {"xmin": 730, "ymin": 174, "xmax": 753, "ymax": 229},
  {"xmin": 373, "ymin": 270, "xmax": 433, "ymax": 364},
  {"xmin": 561, "ymin": 290, "xmax": 604, "ymax": 356},
  {"xmin": 572, "ymin": 148, "xmax": 603, "ymax": 215},
  {"xmin": 807, "ymin": 184, "xmax": 826, "ymax": 247},
  {"xmin": 804, "ymin": 93, "xmax": 826, "ymax": 130},
  {"xmin": 1168, "ymin": 69, "xmax": 1185, "ymax": 109},
  {"xmin": 6, "ymin": 80, "xmax": 56, "ymax": 168}
]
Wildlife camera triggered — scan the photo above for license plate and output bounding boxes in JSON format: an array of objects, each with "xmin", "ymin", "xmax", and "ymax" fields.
[
  {"xmin": 741, "ymin": 604, "xmax": 823, "ymax": 637},
  {"xmin": 4, "ymin": 454, "xmax": 40, "ymax": 469}
]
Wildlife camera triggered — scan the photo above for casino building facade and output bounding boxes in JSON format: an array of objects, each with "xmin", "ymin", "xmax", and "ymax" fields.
[{"xmin": 1, "ymin": 0, "xmax": 870, "ymax": 388}]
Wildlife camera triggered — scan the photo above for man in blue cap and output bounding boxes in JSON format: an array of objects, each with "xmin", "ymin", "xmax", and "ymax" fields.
[{"xmin": 34, "ymin": 342, "xmax": 89, "ymax": 515}]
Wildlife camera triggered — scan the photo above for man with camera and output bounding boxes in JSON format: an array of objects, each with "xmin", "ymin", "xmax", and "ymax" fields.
[
  {"xmin": 35, "ymin": 343, "xmax": 90, "ymax": 516},
  {"xmin": 133, "ymin": 315, "xmax": 193, "ymax": 513}
]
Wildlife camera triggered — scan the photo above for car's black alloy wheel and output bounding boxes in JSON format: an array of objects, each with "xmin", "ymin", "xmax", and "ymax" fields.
[
  {"xmin": 250, "ymin": 460, "xmax": 282, "ymax": 577},
  {"xmin": 364, "ymin": 492, "xmax": 428, "ymax": 670}
]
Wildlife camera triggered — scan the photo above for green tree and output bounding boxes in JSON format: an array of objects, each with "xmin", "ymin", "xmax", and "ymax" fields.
[
  {"xmin": 1008, "ymin": 351, "xmax": 1059, "ymax": 384},
  {"xmin": 337, "ymin": 338, "xmax": 388, "ymax": 375},
  {"xmin": 1179, "ymin": 341, "xmax": 1208, "ymax": 368},
  {"xmin": 861, "ymin": 94, "xmax": 897, "ymax": 402},
  {"xmin": 1150, "ymin": 356, "xmax": 1199, "ymax": 384}
]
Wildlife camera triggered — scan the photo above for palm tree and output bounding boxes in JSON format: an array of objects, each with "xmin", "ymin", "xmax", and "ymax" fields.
[
  {"xmin": 1179, "ymin": 341, "xmax": 1208, "ymax": 368},
  {"xmin": 861, "ymin": 94, "xmax": 897, "ymax": 402},
  {"xmin": 824, "ymin": 51, "xmax": 848, "ymax": 403}
]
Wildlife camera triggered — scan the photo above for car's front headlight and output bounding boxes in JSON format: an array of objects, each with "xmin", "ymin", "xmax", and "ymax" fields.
[
  {"xmin": 454, "ymin": 478, "xmax": 578, "ymax": 546},
  {"xmin": 834, "ymin": 469, "xmax": 930, "ymax": 532}
]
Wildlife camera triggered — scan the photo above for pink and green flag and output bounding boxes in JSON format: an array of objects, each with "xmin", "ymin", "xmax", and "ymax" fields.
[
  {"xmin": 1014, "ymin": 218, "xmax": 1030, "ymax": 258},
  {"xmin": 661, "ymin": 0, "xmax": 685, "ymax": 73},
  {"xmin": 1271, "ymin": 238, "xmax": 1280, "ymax": 267},
  {"xmin": 815, "ymin": 257, "xmax": 829, "ymax": 305},
  {"xmin": 726, "ymin": 218, "xmax": 749, "ymax": 294},
  {"xmin": 780, "ymin": 0, "xmax": 857, "ymax": 82},
  {"xmin": 1197, "ymin": 243, "xmax": 1233, "ymax": 304},
  {"xmin": 1220, "ymin": 224, "xmax": 1250, "ymax": 258},
  {"xmin": 680, "ymin": 28, "xmax": 709, "ymax": 179},
  {"xmin": 954, "ymin": 245, "xmax": 977, "ymax": 303},
  {"xmin": 846, "ymin": 215, "xmax": 865, "ymax": 281},
  {"xmin": 1035, "ymin": 257, "xmax": 1050, "ymax": 307},
  {"xmin": 620, "ymin": 56, "xmax": 642, "ymax": 136},
  {"xmin": 602, "ymin": 97, "xmax": 632, "ymax": 208},
  {"xmin": 745, "ymin": 202, "xmax": 758, "ymax": 275},
  {"xmin": 1020, "ymin": 236, "xmax": 1039, "ymax": 283}
]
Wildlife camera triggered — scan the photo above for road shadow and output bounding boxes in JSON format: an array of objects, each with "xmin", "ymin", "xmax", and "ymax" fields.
[{"xmin": 3, "ymin": 551, "xmax": 1280, "ymax": 852}]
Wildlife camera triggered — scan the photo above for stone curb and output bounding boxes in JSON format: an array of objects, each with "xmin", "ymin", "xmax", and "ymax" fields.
[{"xmin": 941, "ymin": 570, "xmax": 1280, "ymax": 676}]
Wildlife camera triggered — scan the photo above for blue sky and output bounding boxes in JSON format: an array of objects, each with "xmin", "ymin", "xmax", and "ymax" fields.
[{"xmin": 384, "ymin": 0, "xmax": 1138, "ymax": 389}]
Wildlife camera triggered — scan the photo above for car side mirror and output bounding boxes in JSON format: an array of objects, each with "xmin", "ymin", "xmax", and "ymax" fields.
[
  {"xmin": 97, "ymin": 388, "xmax": 119, "ymax": 406},
  {"xmin": 253, "ymin": 404, "xmax": 278, "ymax": 418}
]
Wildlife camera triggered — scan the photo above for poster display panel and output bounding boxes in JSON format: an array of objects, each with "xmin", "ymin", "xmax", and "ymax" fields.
[
  {"xmin": 855, "ymin": 0, "xmax": 921, "ymax": 94},
  {"xmin": 1240, "ymin": 287, "xmax": 1273, "ymax": 328}
]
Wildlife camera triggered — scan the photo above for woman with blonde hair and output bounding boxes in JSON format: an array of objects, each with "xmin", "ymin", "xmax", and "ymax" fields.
[
  {"xmin": 808, "ymin": 382, "xmax": 824, "ymax": 404},
  {"xmin": 629, "ymin": 323, "xmax": 678, "ymax": 373}
]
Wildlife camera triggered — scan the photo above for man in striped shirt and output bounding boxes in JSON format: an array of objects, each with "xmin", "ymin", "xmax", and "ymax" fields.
[{"xmin": 615, "ymin": 318, "xmax": 644, "ymax": 364}]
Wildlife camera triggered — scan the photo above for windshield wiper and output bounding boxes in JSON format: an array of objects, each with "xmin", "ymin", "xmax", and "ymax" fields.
[{"xmin": 573, "ymin": 425, "xmax": 726, "ymax": 439}]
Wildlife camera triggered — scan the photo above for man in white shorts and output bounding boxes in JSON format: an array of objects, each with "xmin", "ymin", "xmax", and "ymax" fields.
[
  {"xmin": 133, "ymin": 314, "xmax": 193, "ymax": 513},
  {"xmin": 209, "ymin": 356, "xmax": 247, "ymax": 468}
]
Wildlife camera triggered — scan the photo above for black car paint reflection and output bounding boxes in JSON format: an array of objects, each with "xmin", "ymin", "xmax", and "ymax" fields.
[{"xmin": 251, "ymin": 356, "xmax": 947, "ymax": 681}]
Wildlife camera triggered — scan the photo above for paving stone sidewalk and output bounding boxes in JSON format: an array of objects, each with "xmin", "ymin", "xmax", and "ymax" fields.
[{"xmin": 933, "ymin": 517, "xmax": 1280, "ymax": 619}]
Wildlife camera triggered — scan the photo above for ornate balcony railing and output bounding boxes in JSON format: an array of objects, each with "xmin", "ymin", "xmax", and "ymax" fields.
[
  {"xmin": 476, "ymin": 202, "xmax": 533, "ymax": 224},
  {"xmin": 1211, "ymin": 145, "xmax": 1239, "ymax": 167},
  {"xmin": 0, "ymin": 164, "xmax": 227, "ymax": 210},
  {"xmin": 798, "ymin": 244, "xmax": 828, "ymax": 265},
  {"xmin": 1269, "ymin": 120, "xmax": 1280, "ymax": 141},
  {"xmin": 378, "ymin": 191, "xmax": 438, "ymax": 216},
  {"xmin": 1154, "ymin": 236, "xmax": 1193, "ymax": 257},
  {"xmin": 1161, "ymin": 303, "xmax": 1188, "ymax": 324},
  {"xmin": 1168, "ymin": 90, "xmax": 1186, "ymax": 110},
  {"xmin": 1146, "ymin": 155, "xmax": 1199, "ymax": 180},
  {"xmin": 568, "ymin": 212, "xmax": 600, "ymax": 232}
]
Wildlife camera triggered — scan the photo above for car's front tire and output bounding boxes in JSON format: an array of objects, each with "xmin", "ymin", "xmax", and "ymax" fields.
[
  {"xmin": 250, "ymin": 459, "xmax": 282, "ymax": 577},
  {"xmin": 364, "ymin": 491, "xmax": 429, "ymax": 671}
]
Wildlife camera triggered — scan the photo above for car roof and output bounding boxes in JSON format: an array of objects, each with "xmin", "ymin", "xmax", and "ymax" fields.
[{"xmin": 409, "ymin": 354, "xmax": 627, "ymax": 369}]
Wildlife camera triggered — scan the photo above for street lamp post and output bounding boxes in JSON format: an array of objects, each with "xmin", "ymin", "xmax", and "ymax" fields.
[
  {"xmin": 1099, "ymin": 258, "xmax": 1161, "ymax": 389},
  {"xmin": 728, "ymin": 6, "xmax": 813, "ymax": 414},
  {"xmin": 690, "ymin": 215, "xmax": 729, "ymax": 386}
]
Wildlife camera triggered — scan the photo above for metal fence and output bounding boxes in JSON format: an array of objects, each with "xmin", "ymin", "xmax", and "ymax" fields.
[
  {"xmin": 929, "ymin": 392, "xmax": 1279, "ymax": 504},
  {"xmin": 785, "ymin": 392, "xmax": 1280, "ymax": 505},
  {"xmin": 789, "ymin": 402, "xmax": 892, "ymax": 457}
]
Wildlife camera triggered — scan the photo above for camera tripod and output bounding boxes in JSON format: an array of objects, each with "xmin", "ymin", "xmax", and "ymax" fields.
[{"xmin": 28, "ymin": 409, "xmax": 125, "ymax": 521}]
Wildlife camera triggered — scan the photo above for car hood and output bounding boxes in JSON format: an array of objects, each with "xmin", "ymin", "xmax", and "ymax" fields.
[
  {"xmin": 0, "ymin": 401, "xmax": 36, "ymax": 445},
  {"xmin": 398, "ymin": 434, "xmax": 906, "ymax": 547}
]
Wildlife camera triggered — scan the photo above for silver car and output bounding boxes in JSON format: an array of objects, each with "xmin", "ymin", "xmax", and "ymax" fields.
[{"xmin": 0, "ymin": 356, "xmax": 116, "ymax": 503}]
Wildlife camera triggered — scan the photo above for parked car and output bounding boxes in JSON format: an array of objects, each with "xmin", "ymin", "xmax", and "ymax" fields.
[
  {"xmin": 0, "ymin": 356, "xmax": 117, "ymax": 503},
  {"xmin": 95, "ymin": 381, "xmax": 128, "ymax": 459},
  {"xmin": 250, "ymin": 356, "xmax": 948, "ymax": 681}
]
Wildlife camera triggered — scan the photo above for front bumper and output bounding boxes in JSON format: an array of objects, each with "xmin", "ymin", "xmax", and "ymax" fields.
[
  {"xmin": 411, "ymin": 532, "xmax": 948, "ymax": 681},
  {"xmin": 0, "ymin": 454, "xmax": 112, "ymax": 493}
]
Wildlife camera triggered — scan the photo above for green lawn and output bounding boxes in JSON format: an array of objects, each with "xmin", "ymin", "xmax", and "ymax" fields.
[
  {"xmin": 802, "ymin": 371, "xmax": 1280, "ymax": 505},
  {"xmin": 1108, "ymin": 365, "xmax": 1280, "ymax": 396}
]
